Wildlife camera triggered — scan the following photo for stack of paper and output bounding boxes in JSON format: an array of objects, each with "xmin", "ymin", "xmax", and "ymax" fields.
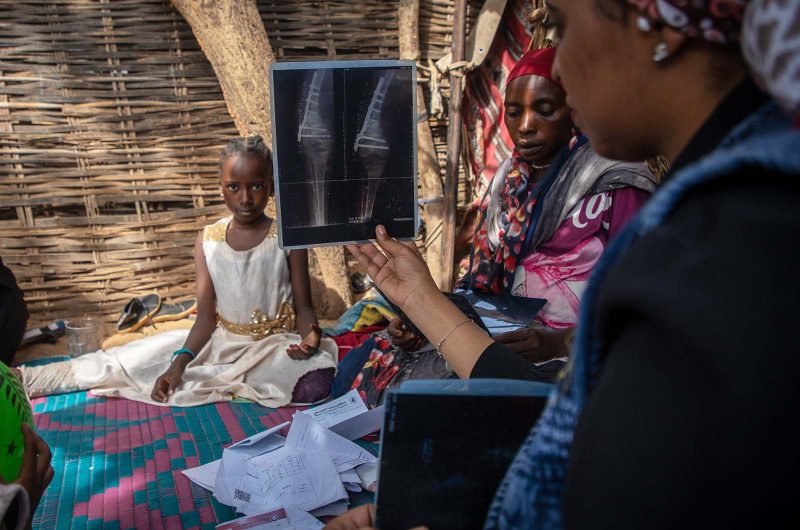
[{"xmin": 182, "ymin": 390, "xmax": 384, "ymax": 527}]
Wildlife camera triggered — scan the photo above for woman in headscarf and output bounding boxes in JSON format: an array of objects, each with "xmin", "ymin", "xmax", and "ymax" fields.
[
  {"xmin": 461, "ymin": 47, "xmax": 656, "ymax": 331},
  {"xmin": 337, "ymin": 48, "xmax": 655, "ymax": 407},
  {"xmin": 333, "ymin": 0, "xmax": 800, "ymax": 528}
]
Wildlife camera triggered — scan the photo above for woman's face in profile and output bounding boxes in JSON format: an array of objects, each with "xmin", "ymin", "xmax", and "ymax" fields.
[
  {"xmin": 548, "ymin": 0, "xmax": 663, "ymax": 161},
  {"xmin": 503, "ymin": 74, "xmax": 573, "ymax": 165}
]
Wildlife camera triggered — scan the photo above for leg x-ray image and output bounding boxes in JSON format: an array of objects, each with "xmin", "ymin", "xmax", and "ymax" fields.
[
  {"xmin": 271, "ymin": 61, "xmax": 417, "ymax": 249},
  {"xmin": 298, "ymin": 69, "xmax": 335, "ymax": 228}
]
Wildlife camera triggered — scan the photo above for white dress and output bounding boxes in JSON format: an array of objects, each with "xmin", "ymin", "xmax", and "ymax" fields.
[{"xmin": 37, "ymin": 216, "xmax": 338, "ymax": 407}]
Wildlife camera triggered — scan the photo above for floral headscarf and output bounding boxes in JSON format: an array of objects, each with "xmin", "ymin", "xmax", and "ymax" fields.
[
  {"xmin": 628, "ymin": 0, "xmax": 749, "ymax": 45},
  {"xmin": 467, "ymin": 151, "xmax": 539, "ymax": 294}
]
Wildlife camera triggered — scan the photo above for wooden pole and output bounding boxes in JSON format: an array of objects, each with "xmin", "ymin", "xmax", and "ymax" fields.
[
  {"xmin": 439, "ymin": 0, "xmax": 468, "ymax": 291},
  {"xmin": 171, "ymin": 0, "xmax": 352, "ymax": 318},
  {"xmin": 398, "ymin": 0, "xmax": 446, "ymax": 289}
]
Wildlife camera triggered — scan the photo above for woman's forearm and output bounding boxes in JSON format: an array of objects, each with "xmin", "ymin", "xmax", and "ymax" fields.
[{"xmin": 402, "ymin": 289, "xmax": 494, "ymax": 378}]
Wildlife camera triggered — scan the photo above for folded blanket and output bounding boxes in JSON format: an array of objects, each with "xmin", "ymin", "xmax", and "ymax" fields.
[{"xmin": 323, "ymin": 291, "xmax": 396, "ymax": 336}]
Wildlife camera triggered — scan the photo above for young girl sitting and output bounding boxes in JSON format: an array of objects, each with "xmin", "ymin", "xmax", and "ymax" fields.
[{"xmin": 21, "ymin": 136, "xmax": 338, "ymax": 407}]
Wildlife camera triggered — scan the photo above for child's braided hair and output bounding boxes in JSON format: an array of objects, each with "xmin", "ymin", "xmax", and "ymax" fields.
[{"xmin": 220, "ymin": 135, "xmax": 273, "ymax": 176}]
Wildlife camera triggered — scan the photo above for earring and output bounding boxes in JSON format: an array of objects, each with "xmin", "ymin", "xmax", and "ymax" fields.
[
  {"xmin": 636, "ymin": 16, "xmax": 652, "ymax": 32},
  {"xmin": 653, "ymin": 42, "xmax": 669, "ymax": 63}
]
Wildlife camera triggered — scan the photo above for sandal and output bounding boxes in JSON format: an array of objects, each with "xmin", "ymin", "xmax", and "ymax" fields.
[
  {"xmin": 151, "ymin": 299, "xmax": 197, "ymax": 324},
  {"xmin": 116, "ymin": 293, "xmax": 161, "ymax": 333}
]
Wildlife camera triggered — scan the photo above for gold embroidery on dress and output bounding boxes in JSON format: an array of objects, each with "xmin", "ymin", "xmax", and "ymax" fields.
[
  {"xmin": 217, "ymin": 301, "xmax": 296, "ymax": 340},
  {"xmin": 203, "ymin": 220, "xmax": 228, "ymax": 242}
]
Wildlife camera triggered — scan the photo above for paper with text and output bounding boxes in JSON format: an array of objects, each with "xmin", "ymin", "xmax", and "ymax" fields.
[
  {"xmin": 237, "ymin": 447, "xmax": 347, "ymax": 515},
  {"xmin": 287, "ymin": 412, "xmax": 376, "ymax": 472},
  {"xmin": 296, "ymin": 389, "xmax": 367, "ymax": 428}
]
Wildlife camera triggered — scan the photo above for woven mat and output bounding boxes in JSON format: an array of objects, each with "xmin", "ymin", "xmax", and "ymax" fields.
[{"xmin": 30, "ymin": 391, "xmax": 373, "ymax": 529}]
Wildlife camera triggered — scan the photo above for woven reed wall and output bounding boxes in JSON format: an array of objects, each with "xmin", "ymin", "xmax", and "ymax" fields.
[
  {"xmin": 259, "ymin": 0, "xmax": 483, "ymax": 201},
  {"xmin": 0, "ymin": 0, "xmax": 483, "ymax": 325}
]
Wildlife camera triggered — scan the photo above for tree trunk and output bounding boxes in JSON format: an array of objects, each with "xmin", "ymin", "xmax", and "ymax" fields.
[
  {"xmin": 171, "ymin": 0, "xmax": 274, "ymax": 141},
  {"xmin": 172, "ymin": 0, "xmax": 352, "ymax": 318},
  {"xmin": 398, "ymin": 0, "xmax": 446, "ymax": 289}
]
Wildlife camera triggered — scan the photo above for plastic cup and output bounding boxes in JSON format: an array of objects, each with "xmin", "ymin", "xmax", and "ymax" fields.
[{"xmin": 65, "ymin": 317, "xmax": 103, "ymax": 356}]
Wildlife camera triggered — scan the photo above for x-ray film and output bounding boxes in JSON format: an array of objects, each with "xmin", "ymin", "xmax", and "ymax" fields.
[{"xmin": 270, "ymin": 60, "xmax": 418, "ymax": 249}]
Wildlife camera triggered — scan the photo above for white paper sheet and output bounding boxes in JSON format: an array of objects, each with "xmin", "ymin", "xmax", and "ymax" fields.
[
  {"xmin": 183, "ymin": 459, "xmax": 220, "ymax": 492},
  {"xmin": 296, "ymin": 389, "xmax": 367, "ymax": 428},
  {"xmin": 328, "ymin": 404, "xmax": 384, "ymax": 440},
  {"xmin": 228, "ymin": 422, "xmax": 290, "ymax": 456},
  {"xmin": 287, "ymin": 413, "xmax": 376, "ymax": 473},
  {"xmin": 237, "ymin": 447, "xmax": 348, "ymax": 515},
  {"xmin": 215, "ymin": 454, "xmax": 247, "ymax": 507},
  {"xmin": 338, "ymin": 469, "xmax": 361, "ymax": 491},
  {"xmin": 338, "ymin": 469, "xmax": 360, "ymax": 483},
  {"xmin": 340, "ymin": 473, "xmax": 362, "ymax": 492},
  {"xmin": 214, "ymin": 422, "xmax": 291, "ymax": 507},
  {"xmin": 286, "ymin": 506, "xmax": 326, "ymax": 529},
  {"xmin": 354, "ymin": 461, "xmax": 378, "ymax": 492}
]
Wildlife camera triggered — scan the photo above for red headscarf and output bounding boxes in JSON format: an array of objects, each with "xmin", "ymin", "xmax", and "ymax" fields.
[{"xmin": 506, "ymin": 47, "xmax": 561, "ymax": 89}]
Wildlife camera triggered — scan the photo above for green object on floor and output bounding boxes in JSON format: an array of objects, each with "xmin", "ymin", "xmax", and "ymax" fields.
[{"xmin": 0, "ymin": 361, "xmax": 34, "ymax": 481}]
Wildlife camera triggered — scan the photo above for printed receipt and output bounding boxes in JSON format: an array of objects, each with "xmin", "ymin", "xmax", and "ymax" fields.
[
  {"xmin": 297, "ymin": 389, "xmax": 367, "ymax": 427},
  {"xmin": 235, "ymin": 445, "xmax": 347, "ymax": 515}
]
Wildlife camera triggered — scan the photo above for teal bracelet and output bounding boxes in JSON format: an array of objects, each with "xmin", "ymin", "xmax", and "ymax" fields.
[{"xmin": 171, "ymin": 347, "xmax": 195, "ymax": 361}]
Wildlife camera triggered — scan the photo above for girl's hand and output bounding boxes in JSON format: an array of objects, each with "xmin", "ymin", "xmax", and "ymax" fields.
[
  {"xmin": 387, "ymin": 318, "xmax": 424, "ymax": 351},
  {"xmin": 494, "ymin": 327, "xmax": 571, "ymax": 363},
  {"xmin": 345, "ymin": 225, "xmax": 437, "ymax": 312},
  {"xmin": 287, "ymin": 324, "xmax": 322, "ymax": 360},
  {"xmin": 151, "ymin": 366, "xmax": 183, "ymax": 403}
]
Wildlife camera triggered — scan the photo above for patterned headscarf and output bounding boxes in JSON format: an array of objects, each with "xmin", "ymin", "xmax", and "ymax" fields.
[
  {"xmin": 467, "ymin": 150, "xmax": 539, "ymax": 294},
  {"xmin": 742, "ymin": 0, "xmax": 800, "ymax": 120},
  {"xmin": 627, "ymin": 0, "xmax": 749, "ymax": 45}
]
